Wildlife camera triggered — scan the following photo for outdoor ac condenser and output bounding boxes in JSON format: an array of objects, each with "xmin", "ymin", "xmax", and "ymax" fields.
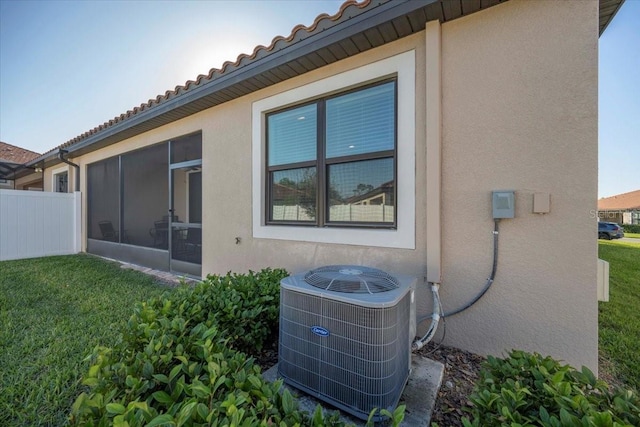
[{"xmin": 278, "ymin": 265, "xmax": 416, "ymax": 421}]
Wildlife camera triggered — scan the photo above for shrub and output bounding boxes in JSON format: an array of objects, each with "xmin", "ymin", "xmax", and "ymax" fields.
[
  {"xmin": 621, "ymin": 223, "xmax": 640, "ymax": 234},
  {"xmin": 459, "ymin": 350, "xmax": 640, "ymax": 427},
  {"xmin": 200, "ymin": 268, "xmax": 288, "ymax": 354},
  {"xmin": 139, "ymin": 268, "xmax": 288, "ymax": 356},
  {"xmin": 70, "ymin": 268, "xmax": 405, "ymax": 426}
]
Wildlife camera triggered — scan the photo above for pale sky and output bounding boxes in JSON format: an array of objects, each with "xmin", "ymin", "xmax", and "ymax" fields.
[{"xmin": 0, "ymin": 0, "xmax": 637, "ymax": 198}]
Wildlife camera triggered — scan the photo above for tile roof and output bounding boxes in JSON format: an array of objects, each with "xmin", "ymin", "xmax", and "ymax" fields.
[
  {"xmin": 0, "ymin": 141, "xmax": 41, "ymax": 164},
  {"xmin": 29, "ymin": 0, "xmax": 622, "ymax": 167},
  {"xmin": 45, "ymin": 0, "xmax": 373, "ymax": 156},
  {"xmin": 598, "ymin": 189, "xmax": 640, "ymax": 211}
]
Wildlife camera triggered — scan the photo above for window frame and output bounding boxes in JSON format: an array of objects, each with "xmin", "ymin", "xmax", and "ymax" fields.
[
  {"xmin": 252, "ymin": 50, "xmax": 415, "ymax": 249},
  {"xmin": 51, "ymin": 166, "xmax": 69, "ymax": 193},
  {"xmin": 265, "ymin": 79, "xmax": 398, "ymax": 228}
]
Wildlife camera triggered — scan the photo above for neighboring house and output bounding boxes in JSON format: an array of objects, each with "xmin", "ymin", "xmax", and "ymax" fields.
[
  {"xmin": 11, "ymin": 0, "xmax": 624, "ymax": 372},
  {"xmin": 598, "ymin": 189, "xmax": 640, "ymax": 225},
  {"xmin": 0, "ymin": 141, "xmax": 43, "ymax": 190}
]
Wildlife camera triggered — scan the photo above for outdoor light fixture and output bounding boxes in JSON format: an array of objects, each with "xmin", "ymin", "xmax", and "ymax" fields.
[{"xmin": 35, "ymin": 167, "xmax": 43, "ymax": 173}]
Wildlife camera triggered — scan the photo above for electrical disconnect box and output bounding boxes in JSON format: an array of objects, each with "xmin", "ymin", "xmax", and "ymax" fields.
[{"xmin": 492, "ymin": 190, "xmax": 515, "ymax": 219}]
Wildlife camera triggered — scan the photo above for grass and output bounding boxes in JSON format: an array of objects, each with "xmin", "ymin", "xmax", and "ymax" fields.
[
  {"xmin": 0, "ymin": 255, "xmax": 172, "ymax": 426},
  {"xmin": 1, "ymin": 246, "xmax": 638, "ymax": 424},
  {"xmin": 624, "ymin": 232, "xmax": 640, "ymax": 239},
  {"xmin": 598, "ymin": 240, "xmax": 640, "ymax": 390}
]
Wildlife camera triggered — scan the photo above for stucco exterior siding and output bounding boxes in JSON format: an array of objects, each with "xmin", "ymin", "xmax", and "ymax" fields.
[
  {"xmin": 66, "ymin": 0, "xmax": 599, "ymax": 370},
  {"xmin": 204, "ymin": 33, "xmax": 427, "ymax": 278},
  {"xmin": 439, "ymin": 0, "xmax": 598, "ymax": 370},
  {"xmin": 14, "ymin": 171, "xmax": 43, "ymax": 190}
]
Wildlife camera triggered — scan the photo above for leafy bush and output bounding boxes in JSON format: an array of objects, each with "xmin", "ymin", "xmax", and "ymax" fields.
[
  {"xmin": 200, "ymin": 268, "xmax": 288, "ymax": 354},
  {"xmin": 139, "ymin": 268, "xmax": 288, "ymax": 355},
  {"xmin": 621, "ymin": 223, "xmax": 640, "ymax": 233},
  {"xmin": 70, "ymin": 268, "xmax": 405, "ymax": 426},
  {"xmin": 71, "ymin": 321, "xmax": 313, "ymax": 426},
  {"xmin": 459, "ymin": 350, "xmax": 640, "ymax": 427}
]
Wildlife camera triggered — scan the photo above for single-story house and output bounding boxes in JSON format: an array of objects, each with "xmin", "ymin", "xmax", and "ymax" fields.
[
  {"xmin": 0, "ymin": 141, "xmax": 43, "ymax": 190},
  {"xmin": 11, "ymin": 0, "xmax": 623, "ymax": 372},
  {"xmin": 598, "ymin": 189, "xmax": 640, "ymax": 225}
]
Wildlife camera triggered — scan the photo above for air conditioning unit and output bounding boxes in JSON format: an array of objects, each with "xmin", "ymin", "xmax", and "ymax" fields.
[{"xmin": 278, "ymin": 265, "xmax": 416, "ymax": 422}]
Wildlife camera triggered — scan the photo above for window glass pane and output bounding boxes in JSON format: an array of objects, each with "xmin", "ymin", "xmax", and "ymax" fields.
[
  {"xmin": 270, "ymin": 167, "xmax": 316, "ymax": 222},
  {"xmin": 55, "ymin": 172, "xmax": 68, "ymax": 193},
  {"xmin": 268, "ymin": 104, "xmax": 317, "ymax": 166},
  {"xmin": 171, "ymin": 133, "xmax": 202, "ymax": 164},
  {"xmin": 87, "ymin": 157, "xmax": 120, "ymax": 241},
  {"xmin": 328, "ymin": 158, "xmax": 394, "ymax": 223},
  {"xmin": 122, "ymin": 143, "xmax": 169, "ymax": 248},
  {"xmin": 326, "ymin": 82, "xmax": 395, "ymax": 159}
]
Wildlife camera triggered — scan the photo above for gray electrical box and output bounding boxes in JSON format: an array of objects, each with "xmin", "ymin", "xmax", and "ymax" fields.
[{"xmin": 492, "ymin": 190, "xmax": 515, "ymax": 219}]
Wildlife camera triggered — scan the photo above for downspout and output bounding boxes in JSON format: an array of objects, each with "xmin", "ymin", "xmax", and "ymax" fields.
[{"xmin": 58, "ymin": 149, "xmax": 80, "ymax": 192}]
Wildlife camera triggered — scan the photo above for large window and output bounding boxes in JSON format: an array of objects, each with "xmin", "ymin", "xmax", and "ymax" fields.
[
  {"xmin": 252, "ymin": 51, "xmax": 415, "ymax": 249},
  {"xmin": 267, "ymin": 81, "xmax": 396, "ymax": 227}
]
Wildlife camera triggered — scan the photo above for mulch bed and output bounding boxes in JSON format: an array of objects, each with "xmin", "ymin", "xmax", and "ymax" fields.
[{"xmin": 417, "ymin": 343, "xmax": 485, "ymax": 426}]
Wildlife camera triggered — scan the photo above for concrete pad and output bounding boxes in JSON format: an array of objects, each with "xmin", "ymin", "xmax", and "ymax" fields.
[{"xmin": 262, "ymin": 354, "xmax": 444, "ymax": 426}]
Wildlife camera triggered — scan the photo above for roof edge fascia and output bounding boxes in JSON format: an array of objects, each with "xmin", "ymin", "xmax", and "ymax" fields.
[
  {"xmin": 600, "ymin": 0, "xmax": 625, "ymax": 36},
  {"xmin": 26, "ymin": 0, "xmax": 438, "ymax": 168}
]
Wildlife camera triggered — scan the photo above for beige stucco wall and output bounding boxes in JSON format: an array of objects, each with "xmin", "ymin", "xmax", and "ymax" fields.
[
  {"xmin": 15, "ymin": 171, "xmax": 43, "ymax": 190},
  {"xmin": 439, "ymin": 0, "xmax": 598, "ymax": 370},
  {"xmin": 66, "ymin": 0, "xmax": 598, "ymax": 370},
  {"xmin": 44, "ymin": 164, "xmax": 74, "ymax": 192}
]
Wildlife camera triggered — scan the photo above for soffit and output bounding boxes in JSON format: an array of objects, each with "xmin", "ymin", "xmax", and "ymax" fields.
[
  {"xmin": 26, "ymin": 0, "xmax": 622, "ymax": 172},
  {"xmin": 599, "ymin": 0, "xmax": 624, "ymax": 35},
  {"xmin": 28, "ymin": 0, "xmax": 510, "ymax": 170}
]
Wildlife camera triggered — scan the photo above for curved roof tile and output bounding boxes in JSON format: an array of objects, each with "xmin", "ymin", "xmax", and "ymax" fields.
[{"xmin": 45, "ymin": 0, "xmax": 370, "ymax": 155}]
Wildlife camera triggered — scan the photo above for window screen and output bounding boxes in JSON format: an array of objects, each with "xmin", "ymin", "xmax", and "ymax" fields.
[
  {"xmin": 326, "ymin": 82, "xmax": 395, "ymax": 159},
  {"xmin": 122, "ymin": 143, "xmax": 169, "ymax": 248},
  {"xmin": 266, "ymin": 80, "xmax": 396, "ymax": 227},
  {"xmin": 87, "ymin": 157, "xmax": 120, "ymax": 241}
]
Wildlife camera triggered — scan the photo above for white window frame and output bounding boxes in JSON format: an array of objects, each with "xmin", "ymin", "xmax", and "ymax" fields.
[
  {"xmin": 252, "ymin": 50, "xmax": 415, "ymax": 249},
  {"xmin": 51, "ymin": 166, "xmax": 69, "ymax": 193}
]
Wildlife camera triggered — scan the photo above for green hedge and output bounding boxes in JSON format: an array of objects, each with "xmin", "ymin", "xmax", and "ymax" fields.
[
  {"xmin": 70, "ymin": 268, "xmax": 405, "ymax": 426},
  {"xmin": 621, "ymin": 224, "xmax": 640, "ymax": 234},
  {"xmin": 458, "ymin": 350, "xmax": 639, "ymax": 427}
]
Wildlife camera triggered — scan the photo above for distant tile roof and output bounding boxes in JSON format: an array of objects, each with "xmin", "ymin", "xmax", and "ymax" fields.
[
  {"xmin": 598, "ymin": 190, "xmax": 640, "ymax": 211},
  {"xmin": 0, "ymin": 141, "xmax": 40, "ymax": 164}
]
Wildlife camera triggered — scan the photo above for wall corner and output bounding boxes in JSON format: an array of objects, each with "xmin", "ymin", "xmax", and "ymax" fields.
[{"xmin": 425, "ymin": 20, "xmax": 442, "ymax": 283}]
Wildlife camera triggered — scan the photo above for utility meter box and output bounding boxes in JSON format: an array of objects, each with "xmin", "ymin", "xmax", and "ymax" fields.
[{"xmin": 492, "ymin": 190, "xmax": 515, "ymax": 219}]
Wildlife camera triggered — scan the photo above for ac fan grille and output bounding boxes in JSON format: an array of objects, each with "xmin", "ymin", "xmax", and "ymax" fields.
[{"xmin": 303, "ymin": 265, "xmax": 399, "ymax": 294}]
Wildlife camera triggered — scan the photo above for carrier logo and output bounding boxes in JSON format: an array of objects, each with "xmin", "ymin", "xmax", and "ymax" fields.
[{"xmin": 311, "ymin": 326, "xmax": 330, "ymax": 337}]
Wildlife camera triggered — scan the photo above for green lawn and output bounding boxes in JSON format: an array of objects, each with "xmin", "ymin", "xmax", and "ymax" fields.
[
  {"xmin": 598, "ymin": 240, "xmax": 640, "ymax": 390},
  {"xmin": 0, "ymin": 255, "xmax": 172, "ymax": 426},
  {"xmin": 624, "ymin": 232, "xmax": 640, "ymax": 239},
  {"xmin": 1, "ymin": 247, "xmax": 638, "ymax": 424}
]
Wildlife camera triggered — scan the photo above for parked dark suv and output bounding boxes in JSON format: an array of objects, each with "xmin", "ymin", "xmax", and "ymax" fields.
[{"xmin": 598, "ymin": 222, "xmax": 624, "ymax": 240}]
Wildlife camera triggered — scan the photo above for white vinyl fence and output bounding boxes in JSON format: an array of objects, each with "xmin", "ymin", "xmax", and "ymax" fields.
[{"xmin": 0, "ymin": 190, "xmax": 81, "ymax": 261}]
